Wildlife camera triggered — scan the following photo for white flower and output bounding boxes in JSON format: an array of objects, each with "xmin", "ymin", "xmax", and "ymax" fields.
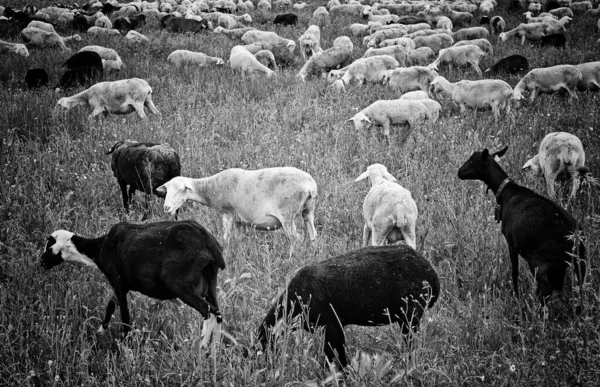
[{"xmin": 510, "ymin": 364, "xmax": 516, "ymax": 372}]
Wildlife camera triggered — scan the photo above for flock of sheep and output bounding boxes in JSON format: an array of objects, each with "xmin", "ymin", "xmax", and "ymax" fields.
[{"xmin": 1, "ymin": 0, "xmax": 595, "ymax": 372}]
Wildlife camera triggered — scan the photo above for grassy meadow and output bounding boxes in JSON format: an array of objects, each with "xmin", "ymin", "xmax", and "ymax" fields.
[{"xmin": 1, "ymin": 0, "xmax": 600, "ymax": 385}]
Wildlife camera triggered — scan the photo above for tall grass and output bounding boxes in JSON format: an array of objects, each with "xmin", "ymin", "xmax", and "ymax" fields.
[{"xmin": 1, "ymin": 1, "xmax": 599, "ymax": 385}]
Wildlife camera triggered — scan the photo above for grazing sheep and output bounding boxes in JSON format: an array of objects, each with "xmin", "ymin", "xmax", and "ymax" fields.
[
  {"xmin": 429, "ymin": 76, "xmax": 513, "ymax": 119},
  {"xmin": 0, "ymin": 39, "xmax": 29, "ymax": 57},
  {"xmin": 229, "ymin": 45, "xmax": 275, "ymax": 77},
  {"xmin": 218, "ymin": 13, "xmax": 252, "ymax": 29},
  {"xmin": 330, "ymin": 55, "xmax": 400, "ymax": 91},
  {"xmin": 355, "ymin": 164, "xmax": 418, "ymax": 249},
  {"xmin": 257, "ymin": 245, "xmax": 440, "ymax": 368},
  {"xmin": 56, "ymin": 78, "xmax": 160, "ymax": 119},
  {"xmin": 399, "ymin": 90, "xmax": 430, "ymax": 100},
  {"xmin": 407, "ymin": 47, "xmax": 436, "ymax": 65},
  {"xmin": 156, "ymin": 168, "xmax": 318, "ymax": 242},
  {"xmin": 94, "ymin": 15, "xmax": 111, "ymax": 29},
  {"xmin": 365, "ymin": 27, "xmax": 408, "ymax": 48},
  {"xmin": 490, "ymin": 16, "xmax": 506, "ymax": 34},
  {"xmin": 451, "ymin": 27, "xmax": 490, "ymax": 42},
  {"xmin": 522, "ymin": 132, "xmax": 587, "ymax": 198},
  {"xmin": 254, "ymin": 49, "xmax": 277, "ymax": 69},
  {"xmin": 412, "ymin": 33, "xmax": 454, "ymax": 54},
  {"xmin": 212, "ymin": 26, "xmax": 256, "ymax": 40},
  {"xmin": 499, "ymin": 22, "xmax": 551, "ymax": 44},
  {"xmin": 293, "ymin": 3, "xmax": 309, "ymax": 12},
  {"xmin": 441, "ymin": 4, "xmax": 473, "ymax": 26},
  {"xmin": 543, "ymin": 16, "xmax": 572, "ymax": 34},
  {"xmin": 273, "ymin": 12, "xmax": 297, "ymax": 26},
  {"xmin": 298, "ymin": 25, "xmax": 322, "ymax": 61},
  {"xmin": 297, "ymin": 40, "xmax": 353, "ymax": 82},
  {"xmin": 378, "ymin": 37, "xmax": 415, "ymax": 50},
  {"xmin": 330, "ymin": 4, "xmax": 365, "ymax": 16},
  {"xmin": 362, "ymin": 45, "xmax": 407, "ymax": 67},
  {"xmin": 453, "ymin": 38, "xmax": 494, "ymax": 56},
  {"xmin": 513, "ymin": 65, "xmax": 582, "ymax": 101},
  {"xmin": 312, "ymin": 6, "xmax": 329, "ymax": 24},
  {"xmin": 107, "ymin": 141, "xmax": 182, "ymax": 216},
  {"xmin": 383, "ymin": 66, "xmax": 439, "ymax": 95},
  {"xmin": 241, "ymin": 30, "xmax": 296, "ymax": 53},
  {"xmin": 428, "ymin": 45, "xmax": 485, "ymax": 76},
  {"xmin": 21, "ymin": 26, "xmax": 81, "ymax": 52},
  {"xmin": 480, "ymin": 0, "xmax": 496, "ymax": 15},
  {"xmin": 165, "ymin": 16, "xmax": 211, "ymax": 33},
  {"xmin": 576, "ymin": 61, "xmax": 600, "ymax": 90},
  {"xmin": 437, "ymin": 16, "xmax": 453, "ymax": 31},
  {"xmin": 458, "ymin": 147, "xmax": 586, "ymax": 306},
  {"xmin": 375, "ymin": 3, "xmax": 413, "ymax": 15},
  {"xmin": 25, "ymin": 68, "xmax": 48, "ymax": 88},
  {"xmin": 41, "ymin": 220, "xmax": 225, "ymax": 341},
  {"xmin": 347, "ymin": 99, "xmax": 432, "ymax": 145},
  {"xmin": 570, "ymin": 1, "xmax": 592, "ymax": 12},
  {"xmin": 550, "ymin": 6, "xmax": 574, "ymax": 17},
  {"xmin": 125, "ymin": 30, "xmax": 149, "ymax": 44},
  {"xmin": 348, "ymin": 23, "xmax": 371, "ymax": 37},
  {"xmin": 485, "ymin": 54, "xmax": 529, "ymax": 75},
  {"xmin": 78, "ymin": 46, "xmax": 123, "ymax": 68},
  {"xmin": 26, "ymin": 20, "xmax": 56, "ymax": 32},
  {"xmin": 63, "ymin": 50, "xmax": 103, "ymax": 71},
  {"xmin": 167, "ymin": 50, "xmax": 225, "ymax": 68}
]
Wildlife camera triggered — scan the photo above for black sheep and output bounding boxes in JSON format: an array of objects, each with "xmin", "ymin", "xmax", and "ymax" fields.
[
  {"xmin": 165, "ymin": 17, "xmax": 211, "ymax": 33},
  {"xmin": 72, "ymin": 13, "xmax": 92, "ymax": 31},
  {"xmin": 258, "ymin": 245, "xmax": 440, "ymax": 368},
  {"xmin": 457, "ymin": 147, "xmax": 586, "ymax": 307},
  {"xmin": 25, "ymin": 68, "xmax": 48, "ymax": 88},
  {"xmin": 160, "ymin": 14, "xmax": 176, "ymax": 28},
  {"xmin": 396, "ymin": 15, "xmax": 427, "ymax": 25},
  {"xmin": 480, "ymin": 16, "xmax": 490, "ymax": 25},
  {"xmin": 485, "ymin": 54, "xmax": 529, "ymax": 75},
  {"xmin": 273, "ymin": 13, "xmax": 298, "ymax": 26},
  {"xmin": 57, "ymin": 66, "xmax": 102, "ymax": 90},
  {"xmin": 63, "ymin": 51, "xmax": 103, "ymax": 71},
  {"xmin": 106, "ymin": 140, "xmax": 181, "ymax": 218},
  {"xmin": 545, "ymin": 0, "xmax": 561, "ymax": 11},
  {"xmin": 41, "ymin": 220, "xmax": 225, "ymax": 337},
  {"xmin": 539, "ymin": 33, "xmax": 566, "ymax": 48},
  {"xmin": 113, "ymin": 17, "xmax": 133, "ymax": 34}
]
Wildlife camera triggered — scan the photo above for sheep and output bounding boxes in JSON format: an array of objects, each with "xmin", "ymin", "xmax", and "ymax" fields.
[
  {"xmin": 241, "ymin": 30, "xmax": 296, "ymax": 53},
  {"xmin": 539, "ymin": 33, "xmax": 566, "ymax": 48},
  {"xmin": 87, "ymin": 26, "xmax": 120, "ymax": 35},
  {"xmin": 55, "ymin": 78, "xmax": 160, "ymax": 119},
  {"xmin": 257, "ymin": 245, "xmax": 440, "ymax": 369},
  {"xmin": 485, "ymin": 55, "xmax": 529, "ymax": 75},
  {"xmin": 296, "ymin": 40, "xmax": 353, "ymax": 82},
  {"xmin": 257, "ymin": 0, "xmax": 271, "ymax": 12},
  {"xmin": 428, "ymin": 45, "xmax": 485, "ymax": 76},
  {"xmin": 499, "ymin": 22, "xmax": 550, "ymax": 44},
  {"xmin": 550, "ymin": 6, "xmax": 574, "ymax": 17},
  {"xmin": 113, "ymin": 14, "xmax": 146, "ymax": 34},
  {"xmin": 40, "ymin": 220, "xmax": 225, "ymax": 342},
  {"xmin": 453, "ymin": 38, "xmax": 494, "ymax": 56},
  {"xmin": 490, "ymin": 16, "xmax": 506, "ymax": 34},
  {"xmin": 458, "ymin": 147, "xmax": 586, "ymax": 307},
  {"xmin": 399, "ymin": 90, "xmax": 430, "ymax": 100},
  {"xmin": 480, "ymin": 16, "xmax": 491, "ymax": 25},
  {"xmin": 107, "ymin": 141, "xmax": 182, "ymax": 216},
  {"xmin": 378, "ymin": 37, "xmax": 415, "ymax": 50},
  {"xmin": 293, "ymin": 3, "xmax": 309, "ymax": 12},
  {"xmin": 125, "ymin": 30, "xmax": 149, "ymax": 44},
  {"xmin": 513, "ymin": 65, "xmax": 582, "ymax": 101},
  {"xmin": 298, "ymin": 25, "xmax": 322, "ymax": 61},
  {"xmin": 254, "ymin": 49, "xmax": 277, "ymax": 70},
  {"xmin": 429, "ymin": 76, "xmax": 513, "ymax": 119},
  {"xmin": 165, "ymin": 16, "xmax": 211, "ymax": 33},
  {"xmin": 330, "ymin": 55, "xmax": 400, "ymax": 91},
  {"xmin": 73, "ymin": 11, "xmax": 104, "ymax": 31},
  {"xmin": 543, "ymin": 16, "xmax": 571, "ymax": 34},
  {"xmin": 64, "ymin": 50, "xmax": 103, "ymax": 72},
  {"xmin": 21, "ymin": 27, "xmax": 81, "ymax": 52},
  {"xmin": 0, "ymin": 39, "xmax": 29, "ymax": 57},
  {"xmin": 365, "ymin": 27, "xmax": 408, "ymax": 48},
  {"xmin": 57, "ymin": 51, "xmax": 104, "ymax": 91},
  {"xmin": 273, "ymin": 12, "xmax": 297, "ymax": 26},
  {"xmin": 522, "ymin": 132, "xmax": 587, "ymax": 198},
  {"xmin": 346, "ymin": 99, "xmax": 432, "ymax": 145},
  {"xmin": 383, "ymin": 66, "xmax": 439, "ymax": 95},
  {"xmin": 480, "ymin": 0, "xmax": 496, "ymax": 15},
  {"xmin": 26, "ymin": 20, "xmax": 56, "ymax": 32},
  {"xmin": 78, "ymin": 46, "xmax": 123, "ymax": 69},
  {"xmin": 311, "ymin": 6, "xmax": 329, "ymax": 24},
  {"xmin": 25, "ymin": 68, "xmax": 48, "ymax": 88},
  {"xmin": 440, "ymin": 4, "xmax": 473, "ymax": 26},
  {"xmin": 330, "ymin": 4, "xmax": 365, "ymax": 16},
  {"xmin": 396, "ymin": 15, "xmax": 427, "ymax": 25},
  {"xmin": 412, "ymin": 33, "xmax": 454, "ymax": 54},
  {"xmin": 407, "ymin": 47, "xmax": 436, "ymax": 66},
  {"xmin": 575, "ymin": 61, "xmax": 600, "ymax": 91},
  {"xmin": 375, "ymin": 3, "xmax": 413, "ymax": 15},
  {"xmin": 167, "ymin": 50, "xmax": 225, "ymax": 68},
  {"xmin": 451, "ymin": 27, "xmax": 490, "ymax": 42},
  {"xmin": 94, "ymin": 14, "xmax": 111, "ymax": 29},
  {"xmin": 229, "ymin": 45, "xmax": 275, "ymax": 77},
  {"xmin": 362, "ymin": 45, "xmax": 407, "ymax": 67},
  {"xmin": 218, "ymin": 13, "xmax": 252, "ymax": 29},
  {"xmin": 212, "ymin": 26, "xmax": 255, "ymax": 40},
  {"xmin": 524, "ymin": 11, "xmax": 557, "ymax": 23},
  {"xmin": 348, "ymin": 23, "xmax": 371, "ymax": 37},
  {"xmin": 355, "ymin": 164, "xmax": 418, "ymax": 249},
  {"xmin": 156, "ymin": 168, "xmax": 318, "ymax": 242},
  {"xmin": 570, "ymin": 1, "xmax": 592, "ymax": 12},
  {"xmin": 327, "ymin": 0, "xmax": 340, "ymax": 10}
]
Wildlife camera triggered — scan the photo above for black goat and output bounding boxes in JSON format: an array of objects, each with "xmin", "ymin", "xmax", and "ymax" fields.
[
  {"xmin": 485, "ymin": 54, "xmax": 529, "ymax": 75},
  {"xmin": 41, "ymin": 220, "xmax": 225, "ymax": 337},
  {"xmin": 106, "ymin": 140, "xmax": 181, "ymax": 218},
  {"xmin": 273, "ymin": 13, "xmax": 298, "ymax": 26},
  {"xmin": 457, "ymin": 147, "xmax": 586, "ymax": 306},
  {"xmin": 546, "ymin": 0, "xmax": 561, "ymax": 11},
  {"xmin": 57, "ymin": 65, "xmax": 102, "ymax": 90},
  {"xmin": 165, "ymin": 17, "xmax": 211, "ymax": 33},
  {"xmin": 25, "ymin": 68, "xmax": 48, "ymax": 88},
  {"xmin": 113, "ymin": 14, "xmax": 145, "ymax": 34},
  {"xmin": 480, "ymin": 16, "xmax": 490, "ymax": 25},
  {"xmin": 257, "ymin": 245, "xmax": 440, "ymax": 368},
  {"xmin": 539, "ymin": 33, "xmax": 566, "ymax": 48},
  {"xmin": 63, "ymin": 50, "xmax": 103, "ymax": 71}
]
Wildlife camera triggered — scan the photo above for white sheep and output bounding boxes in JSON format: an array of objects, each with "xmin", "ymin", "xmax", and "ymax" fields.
[
  {"xmin": 79, "ymin": 46, "xmax": 124, "ymax": 69},
  {"xmin": 229, "ymin": 45, "xmax": 275, "ymax": 77},
  {"xmin": 0, "ymin": 40, "xmax": 29, "ymax": 57},
  {"xmin": 167, "ymin": 50, "xmax": 225, "ymax": 68},
  {"xmin": 575, "ymin": 61, "xmax": 600, "ymax": 90},
  {"xmin": 330, "ymin": 55, "xmax": 400, "ymax": 91},
  {"xmin": 452, "ymin": 38, "xmax": 494, "ymax": 56},
  {"xmin": 549, "ymin": 7, "xmax": 574, "ymax": 18},
  {"xmin": 480, "ymin": 0, "xmax": 496, "ymax": 15},
  {"xmin": 429, "ymin": 76, "xmax": 513, "ymax": 119},
  {"xmin": 451, "ymin": 27, "xmax": 490, "ymax": 42},
  {"xmin": 55, "ymin": 78, "xmax": 160, "ymax": 119},
  {"xmin": 293, "ymin": 3, "xmax": 309, "ymax": 11},
  {"xmin": 499, "ymin": 22, "xmax": 551, "ymax": 44},
  {"xmin": 346, "ymin": 99, "xmax": 433, "ymax": 145},
  {"xmin": 513, "ymin": 65, "xmax": 582, "ymax": 101},
  {"xmin": 156, "ymin": 168, "xmax": 318, "ymax": 242},
  {"xmin": 241, "ymin": 30, "xmax": 296, "ymax": 53},
  {"xmin": 399, "ymin": 90, "xmax": 430, "ymax": 100},
  {"xmin": 297, "ymin": 38, "xmax": 353, "ymax": 82},
  {"xmin": 522, "ymin": 132, "xmax": 587, "ymax": 198},
  {"xmin": 437, "ymin": 16, "xmax": 453, "ymax": 32},
  {"xmin": 87, "ymin": 26, "xmax": 121, "ymax": 36},
  {"xmin": 254, "ymin": 49, "xmax": 277, "ymax": 70},
  {"xmin": 355, "ymin": 164, "xmax": 419, "ymax": 249},
  {"xmin": 379, "ymin": 37, "xmax": 416, "ymax": 50},
  {"xmin": 413, "ymin": 33, "xmax": 454, "ymax": 54},
  {"xmin": 125, "ymin": 30, "xmax": 149, "ymax": 44},
  {"xmin": 94, "ymin": 15, "xmax": 112, "ymax": 29},
  {"xmin": 27, "ymin": 20, "xmax": 56, "ymax": 33},
  {"xmin": 407, "ymin": 47, "xmax": 436, "ymax": 66},
  {"xmin": 330, "ymin": 4, "xmax": 365, "ymax": 16},
  {"xmin": 298, "ymin": 25, "xmax": 322, "ymax": 61},
  {"xmin": 428, "ymin": 44, "xmax": 485, "ymax": 76},
  {"xmin": 362, "ymin": 45, "xmax": 407, "ymax": 67},
  {"xmin": 212, "ymin": 26, "xmax": 256, "ymax": 40},
  {"xmin": 349, "ymin": 23, "xmax": 371, "ymax": 37},
  {"xmin": 218, "ymin": 13, "xmax": 252, "ymax": 29},
  {"xmin": 383, "ymin": 66, "xmax": 439, "ymax": 95},
  {"xmin": 366, "ymin": 27, "xmax": 408, "ymax": 48},
  {"xmin": 21, "ymin": 27, "xmax": 81, "ymax": 52},
  {"xmin": 312, "ymin": 6, "xmax": 329, "ymax": 24}
]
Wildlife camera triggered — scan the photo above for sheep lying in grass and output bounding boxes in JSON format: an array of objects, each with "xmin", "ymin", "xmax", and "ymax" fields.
[
  {"xmin": 458, "ymin": 147, "xmax": 586, "ymax": 307},
  {"xmin": 167, "ymin": 50, "xmax": 225, "ymax": 68},
  {"xmin": 355, "ymin": 164, "xmax": 418, "ymax": 249},
  {"xmin": 157, "ymin": 167, "xmax": 318, "ymax": 242},
  {"xmin": 330, "ymin": 55, "xmax": 400, "ymax": 91},
  {"xmin": 229, "ymin": 45, "xmax": 275, "ymax": 77},
  {"xmin": 428, "ymin": 44, "xmax": 485, "ymax": 76},
  {"xmin": 257, "ymin": 245, "xmax": 440, "ymax": 368},
  {"xmin": 429, "ymin": 76, "xmax": 513, "ymax": 119},
  {"xmin": 0, "ymin": 39, "xmax": 29, "ymax": 57},
  {"xmin": 41, "ymin": 220, "xmax": 225, "ymax": 342},
  {"xmin": 383, "ymin": 66, "xmax": 439, "ymax": 95},
  {"xmin": 522, "ymin": 132, "xmax": 587, "ymax": 198},
  {"xmin": 513, "ymin": 65, "xmax": 582, "ymax": 101},
  {"xmin": 107, "ymin": 140, "xmax": 182, "ymax": 217},
  {"xmin": 241, "ymin": 30, "xmax": 296, "ymax": 53},
  {"xmin": 298, "ymin": 25, "xmax": 322, "ymax": 61},
  {"xmin": 21, "ymin": 26, "xmax": 81, "ymax": 52},
  {"xmin": 575, "ymin": 61, "xmax": 600, "ymax": 90},
  {"xmin": 56, "ymin": 78, "xmax": 160, "ymax": 119}
]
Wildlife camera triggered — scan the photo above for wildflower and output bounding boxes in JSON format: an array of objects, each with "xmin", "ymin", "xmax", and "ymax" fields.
[
  {"xmin": 54, "ymin": 375, "xmax": 60, "ymax": 382},
  {"xmin": 48, "ymin": 360, "xmax": 53, "ymax": 367},
  {"xmin": 510, "ymin": 364, "xmax": 516, "ymax": 372}
]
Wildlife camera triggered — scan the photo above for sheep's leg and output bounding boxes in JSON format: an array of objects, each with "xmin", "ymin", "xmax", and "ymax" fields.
[
  {"xmin": 530, "ymin": 89, "xmax": 537, "ymax": 102},
  {"xmin": 471, "ymin": 61, "xmax": 482, "ymax": 76},
  {"xmin": 371, "ymin": 220, "xmax": 394, "ymax": 246},
  {"xmin": 134, "ymin": 103, "xmax": 148, "ymax": 119},
  {"xmin": 362, "ymin": 223, "xmax": 371, "ymax": 247},
  {"xmin": 141, "ymin": 193, "xmax": 151, "ymax": 221},
  {"xmin": 570, "ymin": 172, "xmax": 581, "ymax": 198},
  {"xmin": 400, "ymin": 223, "xmax": 417, "ymax": 250},
  {"xmin": 222, "ymin": 214, "xmax": 234, "ymax": 240},
  {"xmin": 115, "ymin": 286, "xmax": 131, "ymax": 336},
  {"xmin": 324, "ymin": 324, "xmax": 347, "ymax": 369},
  {"xmin": 381, "ymin": 122, "xmax": 391, "ymax": 146},
  {"xmin": 302, "ymin": 197, "xmax": 318, "ymax": 242},
  {"xmin": 508, "ymin": 246, "xmax": 520, "ymax": 298},
  {"xmin": 98, "ymin": 297, "xmax": 117, "ymax": 333},
  {"xmin": 144, "ymin": 94, "xmax": 160, "ymax": 115},
  {"xmin": 119, "ymin": 181, "xmax": 130, "ymax": 212},
  {"xmin": 127, "ymin": 186, "xmax": 136, "ymax": 211},
  {"xmin": 545, "ymin": 172, "xmax": 557, "ymax": 199}
]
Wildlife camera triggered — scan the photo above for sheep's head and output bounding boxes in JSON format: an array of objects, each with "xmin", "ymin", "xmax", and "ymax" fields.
[
  {"xmin": 327, "ymin": 69, "xmax": 344, "ymax": 83},
  {"xmin": 157, "ymin": 176, "xmax": 196, "ymax": 215},
  {"xmin": 522, "ymin": 155, "xmax": 542, "ymax": 178},
  {"xmin": 286, "ymin": 40, "xmax": 296, "ymax": 53},
  {"xmin": 347, "ymin": 112, "xmax": 370, "ymax": 130},
  {"xmin": 458, "ymin": 146, "xmax": 509, "ymax": 181},
  {"xmin": 213, "ymin": 26, "xmax": 224, "ymax": 33},
  {"xmin": 41, "ymin": 230, "xmax": 97, "ymax": 270},
  {"xmin": 73, "ymin": 34, "xmax": 82, "ymax": 42},
  {"xmin": 215, "ymin": 57, "xmax": 225, "ymax": 65},
  {"xmin": 16, "ymin": 45, "xmax": 30, "ymax": 58},
  {"xmin": 498, "ymin": 32, "xmax": 507, "ymax": 42},
  {"xmin": 355, "ymin": 163, "xmax": 398, "ymax": 186},
  {"xmin": 331, "ymin": 79, "xmax": 345, "ymax": 92},
  {"xmin": 56, "ymin": 97, "xmax": 71, "ymax": 110},
  {"xmin": 243, "ymin": 13, "xmax": 252, "ymax": 22}
]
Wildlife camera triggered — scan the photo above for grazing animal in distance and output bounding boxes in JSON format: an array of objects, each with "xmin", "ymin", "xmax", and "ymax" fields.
[
  {"xmin": 25, "ymin": 68, "xmax": 48, "ymax": 88},
  {"xmin": 485, "ymin": 55, "xmax": 529, "ymax": 75},
  {"xmin": 273, "ymin": 13, "xmax": 298, "ymax": 26}
]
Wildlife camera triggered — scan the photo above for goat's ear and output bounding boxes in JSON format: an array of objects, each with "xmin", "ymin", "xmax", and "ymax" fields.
[
  {"xmin": 355, "ymin": 171, "xmax": 369, "ymax": 182},
  {"xmin": 156, "ymin": 185, "xmax": 167, "ymax": 194},
  {"xmin": 493, "ymin": 146, "xmax": 509, "ymax": 158},
  {"xmin": 481, "ymin": 149, "xmax": 490, "ymax": 160}
]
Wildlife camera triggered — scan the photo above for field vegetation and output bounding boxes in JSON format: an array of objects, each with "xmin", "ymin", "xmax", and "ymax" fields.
[{"xmin": 0, "ymin": 0, "xmax": 599, "ymax": 385}]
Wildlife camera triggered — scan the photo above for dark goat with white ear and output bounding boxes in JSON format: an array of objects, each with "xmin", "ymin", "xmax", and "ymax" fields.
[
  {"xmin": 40, "ymin": 220, "xmax": 225, "ymax": 340},
  {"xmin": 106, "ymin": 140, "xmax": 181, "ymax": 219},
  {"xmin": 257, "ymin": 245, "xmax": 440, "ymax": 369},
  {"xmin": 458, "ymin": 146, "xmax": 586, "ymax": 307}
]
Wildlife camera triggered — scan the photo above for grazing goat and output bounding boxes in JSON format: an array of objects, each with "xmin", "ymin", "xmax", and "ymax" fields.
[
  {"xmin": 41, "ymin": 220, "xmax": 225, "ymax": 341},
  {"xmin": 257, "ymin": 245, "xmax": 440, "ymax": 368},
  {"xmin": 25, "ymin": 68, "xmax": 48, "ymax": 88},
  {"xmin": 355, "ymin": 164, "xmax": 418, "ymax": 249},
  {"xmin": 157, "ymin": 168, "xmax": 318, "ymax": 242},
  {"xmin": 458, "ymin": 147, "xmax": 586, "ymax": 306},
  {"xmin": 107, "ymin": 141, "xmax": 182, "ymax": 217},
  {"xmin": 485, "ymin": 55, "xmax": 529, "ymax": 75},
  {"xmin": 56, "ymin": 78, "xmax": 160, "ymax": 119},
  {"xmin": 522, "ymin": 132, "xmax": 587, "ymax": 198}
]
